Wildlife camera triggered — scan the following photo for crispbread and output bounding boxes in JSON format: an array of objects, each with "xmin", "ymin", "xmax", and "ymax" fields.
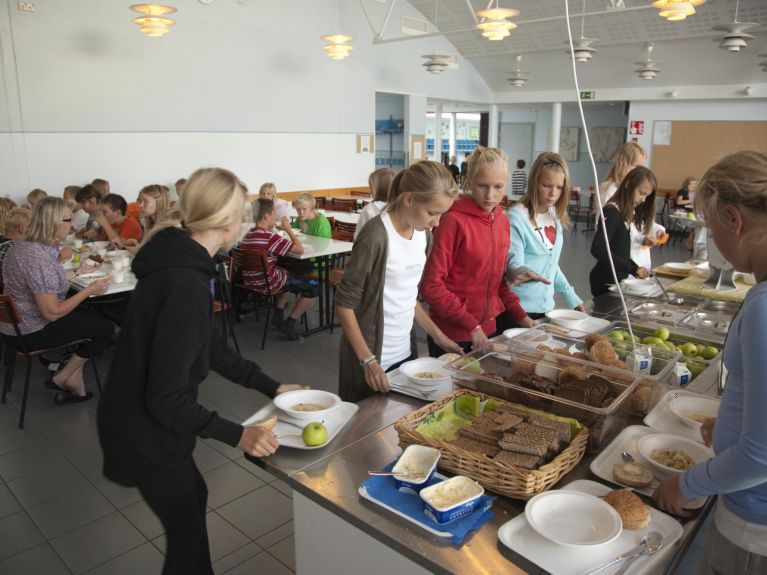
[
  {"xmin": 498, "ymin": 432, "xmax": 549, "ymax": 458},
  {"xmin": 493, "ymin": 450, "xmax": 541, "ymax": 470},
  {"xmin": 449, "ymin": 437, "xmax": 500, "ymax": 457}
]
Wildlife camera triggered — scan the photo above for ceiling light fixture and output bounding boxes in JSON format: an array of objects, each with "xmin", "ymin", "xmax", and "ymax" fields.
[
  {"xmin": 635, "ymin": 42, "xmax": 661, "ymax": 80},
  {"xmin": 421, "ymin": 52, "xmax": 451, "ymax": 74},
  {"xmin": 712, "ymin": 0, "xmax": 757, "ymax": 52},
  {"xmin": 508, "ymin": 54, "xmax": 529, "ymax": 86},
  {"xmin": 475, "ymin": 1, "xmax": 519, "ymax": 42},
  {"xmin": 565, "ymin": 0, "xmax": 600, "ymax": 63},
  {"xmin": 322, "ymin": 0, "xmax": 353, "ymax": 60},
  {"xmin": 130, "ymin": 4, "xmax": 176, "ymax": 38},
  {"xmin": 651, "ymin": 0, "xmax": 704, "ymax": 22}
]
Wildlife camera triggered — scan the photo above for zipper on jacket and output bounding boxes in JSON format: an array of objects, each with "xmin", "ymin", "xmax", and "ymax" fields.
[{"xmin": 479, "ymin": 210, "xmax": 495, "ymax": 326}]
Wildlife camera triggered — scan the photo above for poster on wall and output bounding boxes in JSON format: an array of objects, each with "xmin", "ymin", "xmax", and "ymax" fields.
[
  {"xmin": 591, "ymin": 127, "xmax": 627, "ymax": 163},
  {"xmin": 559, "ymin": 127, "xmax": 579, "ymax": 161},
  {"xmin": 356, "ymin": 135, "xmax": 374, "ymax": 153},
  {"xmin": 653, "ymin": 121, "xmax": 672, "ymax": 146}
]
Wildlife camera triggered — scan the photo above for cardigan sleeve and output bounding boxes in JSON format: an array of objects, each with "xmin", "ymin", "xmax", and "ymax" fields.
[{"xmin": 506, "ymin": 210, "xmax": 532, "ymax": 280}]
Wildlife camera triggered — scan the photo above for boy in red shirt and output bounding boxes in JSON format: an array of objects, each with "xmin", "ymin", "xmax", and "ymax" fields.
[{"xmin": 95, "ymin": 193, "xmax": 143, "ymax": 246}]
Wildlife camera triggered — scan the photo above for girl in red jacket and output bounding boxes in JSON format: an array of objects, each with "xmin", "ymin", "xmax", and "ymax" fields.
[{"xmin": 421, "ymin": 147, "xmax": 534, "ymax": 356}]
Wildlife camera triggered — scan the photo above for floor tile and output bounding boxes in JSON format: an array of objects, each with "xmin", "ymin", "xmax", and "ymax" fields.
[
  {"xmin": 0, "ymin": 511, "xmax": 45, "ymax": 561},
  {"xmin": 0, "ymin": 426, "xmax": 46, "ymax": 457},
  {"xmin": 193, "ymin": 439, "xmax": 231, "ymax": 473},
  {"xmin": 0, "ymin": 441, "xmax": 67, "ymax": 483},
  {"xmin": 267, "ymin": 534, "xmax": 295, "ymax": 571},
  {"xmin": 83, "ymin": 542, "xmax": 164, "ymax": 575},
  {"xmin": 255, "ymin": 520, "xmax": 293, "ymax": 549},
  {"xmin": 217, "ymin": 484, "xmax": 293, "ymax": 540},
  {"xmin": 92, "ymin": 479, "xmax": 142, "ymax": 510},
  {"xmin": 27, "ymin": 484, "xmax": 114, "ymax": 539},
  {"xmin": 222, "ymin": 550, "xmax": 293, "ymax": 575},
  {"xmin": 8, "ymin": 460, "xmax": 89, "ymax": 508},
  {"xmin": 0, "ymin": 483, "xmax": 22, "ymax": 519},
  {"xmin": 120, "ymin": 499, "xmax": 165, "ymax": 540},
  {"xmin": 202, "ymin": 436, "xmax": 245, "ymax": 461},
  {"xmin": 50, "ymin": 511, "xmax": 146, "ymax": 574},
  {"xmin": 212, "ymin": 542, "xmax": 261, "ymax": 575},
  {"xmin": 271, "ymin": 478, "xmax": 293, "ymax": 499},
  {"xmin": 234, "ymin": 456, "xmax": 279, "ymax": 483},
  {"xmin": 203, "ymin": 461, "xmax": 265, "ymax": 509},
  {"xmin": 151, "ymin": 511, "xmax": 252, "ymax": 562},
  {"xmin": 0, "ymin": 542, "xmax": 70, "ymax": 575}
]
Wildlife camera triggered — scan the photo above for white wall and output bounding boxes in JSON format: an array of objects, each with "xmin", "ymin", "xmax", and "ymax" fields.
[
  {"xmin": 0, "ymin": 0, "xmax": 492, "ymax": 201},
  {"xmin": 628, "ymin": 99, "xmax": 767, "ymax": 167}
]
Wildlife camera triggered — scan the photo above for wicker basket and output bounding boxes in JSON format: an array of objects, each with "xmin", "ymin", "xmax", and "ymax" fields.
[{"xmin": 393, "ymin": 389, "xmax": 589, "ymax": 500}]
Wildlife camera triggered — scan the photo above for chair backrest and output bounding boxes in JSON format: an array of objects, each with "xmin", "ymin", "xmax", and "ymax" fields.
[
  {"xmin": 332, "ymin": 229, "xmax": 355, "ymax": 242},
  {"xmin": 314, "ymin": 196, "xmax": 326, "ymax": 209},
  {"xmin": 231, "ymin": 247, "xmax": 269, "ymax": 275},
  {"xmin": 326, "ymin": 216, "xmax": 335, "ymax": 229},
  {"xmin": 329, "ymin": 198, "xmax": 358, "ymax": 212},
  {"xmin": 0, "ymin": 294, "xmax": 24, "ymax": 340},
  {"xmin": 568, "ymin": 189, "xmax": 580, "ymax": 205},
  {"xmin": 350, "ymin": 190, "xmax": 369, "ymax": 197},
  {"xmin": 334, "ymin": 220, "xmax": 357, "ymax": 235},
  {"xmin": 216, "ymin": 254, "xmax": 234, "ymax": 283}
]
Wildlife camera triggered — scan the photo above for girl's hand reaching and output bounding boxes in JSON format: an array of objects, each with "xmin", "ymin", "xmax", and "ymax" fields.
[
  {"xmin": 636, "ymin": 267, "xmax": 650, "ymax": 279},
  {"xmin": 238, "ymin": 426, "xmax": 279, "ymax": 458},
  {"xmin": 275, "ymin": 384, "xmax": 309, "ymax": 394},
  {"xmin": 470, "ymin": 328, "xmax": 489, "ymax": 351},
  {"xmin": 432, "ymin": 332, "xmax": 464, "ymax": 356},
  {"xmin": 364, "ymin": 362, "xmax": 390, "ymax": 393},
  {"xmin": 701, "ymin": 417, "xmax": 716, "ymax": 447}
]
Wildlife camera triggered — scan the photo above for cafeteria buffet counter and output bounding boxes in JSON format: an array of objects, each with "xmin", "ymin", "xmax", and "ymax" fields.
[{"xmin": 248, "ymin": 293, "xmax": 725, "ymax": 575}]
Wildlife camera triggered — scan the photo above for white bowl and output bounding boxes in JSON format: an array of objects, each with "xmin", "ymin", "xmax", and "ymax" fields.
[
  {"xmin": 637, "ymin": 433, "xmax": 714, "ymax": 476},
  {"xmin": 273, "ymin": 389, "xmax": 342, "ymax": 420},
  {"xmin": 399, "ymin": 358, "xmax": 452, "ymax": 388},
  {"xmin": 525, "ymin": 491, "xmax": 623, "ymax": 547},
  {"xmin": 621, "ymin": 278, "xmax": 656, "ymax": 294},
  {"xmin": 545, "ymin": 309, "xmax": 589, "ymax": 330},
  {"xmin": 668, "ymin": 396, "xmax": 720, "ymax": 429}
]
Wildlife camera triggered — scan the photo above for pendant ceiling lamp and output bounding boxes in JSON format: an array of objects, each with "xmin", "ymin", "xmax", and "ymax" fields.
[
  {"xmin": 564, "ymin": 0, "xmax": 599, "ymax": 63},
  {"xmin": 651, "ymin": 0, "xmax": 705, "ymax": 22},
  {"xmin": 322, "ymin": 0, "xmax": 353, "ymax": 60},
  {"xmin": 635, "ymin": 43, "xmax": 662, "ymax": 80},
  {"xmin": 508, "ymin": 54, "xmax": 529, "ymax": 86},
  {"xmin": 130, "ymin": 4, "xmax": 176, "ymax": 38},
  {"xmin": 711, "ymin": 0, "xmax": 757, "ymax": 52},
  {"xmin": 475, "ymin": 1, "xmax": 519, "ymax": 42}
]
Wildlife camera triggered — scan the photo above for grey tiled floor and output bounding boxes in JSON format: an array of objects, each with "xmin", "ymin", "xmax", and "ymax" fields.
[{"xmin": 0, "ymin": 223, "xmax": 692, "ymax": 574}]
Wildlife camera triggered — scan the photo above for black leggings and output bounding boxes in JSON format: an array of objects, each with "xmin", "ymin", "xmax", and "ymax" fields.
[
  {"xmin": 136, "ymin": 458, "xmax": 213, "ymax": 575},
  {"xmin": 10, "ymin": 309, "xmax": 114, "ymax": 358}
]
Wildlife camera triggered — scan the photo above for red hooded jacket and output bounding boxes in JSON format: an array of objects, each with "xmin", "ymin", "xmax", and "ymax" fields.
[{"xmin": 421, "ymin": 195, "xmax": 528, "ymax": 341}]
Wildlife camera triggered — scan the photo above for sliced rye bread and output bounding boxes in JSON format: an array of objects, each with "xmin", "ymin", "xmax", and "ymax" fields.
[
  {"xmin": 493, "ymin": 450, "xmax": 541, "ymax": 470},
  {"xmin": 449, "ymin": 436, "xmax": 501, "ymax": 458},
  {"xmin": 498, "ymin": 432, "xmax": 549, "ymax": 458}
]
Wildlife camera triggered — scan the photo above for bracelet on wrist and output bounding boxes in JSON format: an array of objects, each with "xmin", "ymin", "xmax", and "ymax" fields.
[{"xmin": 359, "ymin": 354, "xmax": 378, "ymax": 368}]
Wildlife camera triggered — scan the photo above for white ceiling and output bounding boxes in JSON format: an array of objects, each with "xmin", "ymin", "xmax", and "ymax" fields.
[{"xmin": 400, "ymin": 0, "xmax": 767, "ymax": 92}]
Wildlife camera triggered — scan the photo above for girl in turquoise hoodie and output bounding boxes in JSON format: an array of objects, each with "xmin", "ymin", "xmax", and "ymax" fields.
[{"xmin": 502, "ymin": 153, "xmax": 583, "ymax": 328}]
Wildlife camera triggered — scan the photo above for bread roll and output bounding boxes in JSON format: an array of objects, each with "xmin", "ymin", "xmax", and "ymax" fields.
[
  {"xmin": 603, "ymin": 489, "xmax": 650, "ymax": 530},
  {"xmin": 254, "ymin": 415, "xmax": 277, "ymax": 430},
  {"xmin": 613, "ymin": 461, "xmax": 654, "ymax": 488}
]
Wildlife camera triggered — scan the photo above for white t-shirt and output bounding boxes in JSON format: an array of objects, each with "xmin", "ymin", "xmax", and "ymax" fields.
[
  {"xmin": 71, "ymin": 209, "xmax": 89, "ymax": 231},
  {"xmin": 379, "ymin": 212, "xmax": 426, "ymax": 370},
  {"xmin": 354, "ymin": 201, "xmax": 386, "ymax": 240},
  {"xmin": 532, "ymin": 208, "xmax": 556, "ymax": 251}
]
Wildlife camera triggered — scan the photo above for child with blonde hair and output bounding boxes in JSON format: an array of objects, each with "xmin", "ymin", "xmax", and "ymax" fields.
[
  {"xmin": 26, "ymin": 188, "xmax": 47, "ymax": 208},
  {"xmin": 599, "ymin": 142, "xmax": 647, "ymax": 208},
  {"xmin": 336, "ymin": 161, "xmax": 461, "ymax": 401},
  {"xmin": 292, "ymin": 193, "xmax": 331, "ymax": 238},
  {"xmin": 354, "ymin": 168, "xmax": 395, "ymax": 240}
]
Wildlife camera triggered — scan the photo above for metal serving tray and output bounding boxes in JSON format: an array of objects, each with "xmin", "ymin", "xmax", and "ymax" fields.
[{"xmin": 680, "ymin": 299, "xmax": 741, "ymax": 336}]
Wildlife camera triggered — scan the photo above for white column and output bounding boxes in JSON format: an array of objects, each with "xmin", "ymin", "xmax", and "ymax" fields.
[
  {"xmin": 434, "ymin": 103, "xmax": 443, "ymax": 162},
  {"xmin": 551, "ymin": 102, "xmax": 562, "ymax": 153},
  {"xmin": 488, "ymin": 104, "xmax": 499, "ymax": 148},
  {"xmin": 448, "ymin": 112, "xmax": 457, "ymax": 160}
]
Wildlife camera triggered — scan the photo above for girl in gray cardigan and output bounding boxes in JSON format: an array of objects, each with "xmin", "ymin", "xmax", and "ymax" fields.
[{"xmin": 335, "ymin": 161, "xmax": 462, "ymax": 402}]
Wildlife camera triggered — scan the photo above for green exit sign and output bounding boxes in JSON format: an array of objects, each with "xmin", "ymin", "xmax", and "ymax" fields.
[{"xmin": 580, "ymin": 90, "xmax": 596, "ymax": 100}]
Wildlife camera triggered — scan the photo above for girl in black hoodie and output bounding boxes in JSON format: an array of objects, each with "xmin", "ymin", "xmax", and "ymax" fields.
[{"xmin": 98, "ymin": 168, "xmax": 303, "ymax": 575}]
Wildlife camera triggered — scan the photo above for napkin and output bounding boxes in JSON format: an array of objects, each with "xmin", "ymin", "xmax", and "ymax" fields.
[{"xmin": 361, "ymin": 462, "xmax": 496, "ymax": 547}]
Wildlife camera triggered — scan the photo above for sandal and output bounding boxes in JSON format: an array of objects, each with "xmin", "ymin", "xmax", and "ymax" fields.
[{"xmin": 53, "ymin": 391, "xmax": 94, "ymax": 405}]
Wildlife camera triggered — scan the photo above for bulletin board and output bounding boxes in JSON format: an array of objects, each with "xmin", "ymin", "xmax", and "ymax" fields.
[{"xmin": 651, "ymin": 121, "xmax": 767, "ymax": 189}]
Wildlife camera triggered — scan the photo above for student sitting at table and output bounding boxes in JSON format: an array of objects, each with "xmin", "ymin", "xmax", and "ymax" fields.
[
  {"xmin": 336, "ymin": 161, "xmax": 462, "ymax": 402},
  {"xmin": 63, "ymin": 186, "xmax": 88, "ymax": 230},
  {"xmin": 0, "ymin": 198, "xmax": 113, "ymax": 403},
  {"xmin": 240, "ymin": 199, "xmax": 318, "ymax": 341},
  {"xmin": 354, "ymin": 168, "xmax": 395, "ymax": 240},
  {"xmin": 75, "ymin": 184, "xmax": 103, "ymax": 237},
  {"xmin": 0, "ymin": 207, "xmax": 31, "ymax": 283},
  {"xmin": 676, "ymin": 176, "xmax": 697, "ymax": 211},
  {"xmin": 254, "ymin": 182, "xmax": 290, "ymax": 223},
  {"xmin": 94, "ymin": 193, "xmax": 144, "ymax": 246},
  {"xmin": 292, "ymin": 193, "xmax": 332, "ymax": 238},
  {"xmin": 589, "ymin": 166, "xmax": 656, "ymax": 297}
]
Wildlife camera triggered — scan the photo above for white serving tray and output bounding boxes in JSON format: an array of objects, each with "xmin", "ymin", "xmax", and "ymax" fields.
[
  {"xmin": 498, "ymin": 479, "xmax": 684, "ymax": 575},
  {"xmin": 387, "ymin": 368, "xmax": 454, "ymax": 402},
  {"xmin": 242, "ymin": 401, "xmax": 358, "ymax": 450},
  {"xmin": 589, "ymin": 425, "xmax": 706, "ymax": 509},
  {"xmin": 644, "ymin": 390, "xmax": 719, "ymax": 444},
  {"xmin": 358, "ymin": 471, "xmax": 453, "ymax": 539}
]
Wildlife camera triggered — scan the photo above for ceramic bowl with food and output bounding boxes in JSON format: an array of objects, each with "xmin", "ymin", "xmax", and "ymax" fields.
[
  {"xmin": 525, "ymin": 491, "xmax": 623, "ymax": 547},
  {"xmin": 420, "ymin": 475, "xmax": 484, "ymax": 524},
  {"xmin": 621, "ymin": 278, "xmax": 657, "ymax": 294},
  {"xmin": 399, "ymin": 358, "xmax": 452, "ymax": 388},
  {"xmin": 392, "ymin": 445, "xmax": 441, "ymax": 492},
  {"xmin": 669, "ymin": 396, "xmax": 720, "ymax": 429},
  {"xmin": 545, "ymin": 309, "xmax": 589, "ymax": 331},
  {"xmin": 637, "ymin": 433, "xmax": 714, "ymax": 476},
  {"xmin": 273, "ymin": 389, "xmax": 342, "ymax": 420}
]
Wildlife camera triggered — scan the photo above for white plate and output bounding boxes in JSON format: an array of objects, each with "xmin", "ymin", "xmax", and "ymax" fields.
[
  {"xmin": 644, "ymin": 390, "xmax": 719, "ymax": 443},
  {"xmin": 242, "ymin": 401, "xmax": 359, "ymax": 450},
  {"xmin": 498, "ymin": 480, "xmax": 684, "ymax": 575},
  {"xmin": 664, "ymin": 262, "xmax": 695, "ymax": 271},
  {"xmin": 608, "ymin": 285, "xmax": 663, "ymax": 299},
  {"xmin": 387, "ymin": 369, "xmax": 454, "ymax": 402},
  {"xmin": 589, "ymin": 425, "xmax": 707, "ymax": 509}
]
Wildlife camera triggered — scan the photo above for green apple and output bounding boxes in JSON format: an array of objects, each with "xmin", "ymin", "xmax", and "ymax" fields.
[
  {"xmin": 654, "ymin": 327, "xmax": 670, "ymax": 341},
  {"xmin": 642, "ymin": 336, "xmax": 664, "ymax": 346},
  {"xmin": 302, "ymin": 422, "xmax": 328, "ymax": 447},
  {"xmin": 699, "ymin": 346, "xmax": 719, "ymax": 360},
  {"xmin": 461, "ymin": 358, "xmax": 483, "ymax": 374},
  {"xmin": 609, "ymin": 331, "xmax": 625, "ymax": 341},
  {"xmin": 664, "ymin": 341, "xmax": 677, "ymax": 351},
  {"xmin": 686, "ymin": 212, "xmax": 695, "ymax": 220},
  {"xmin": 688, "ymin": 362, "xmax": 706, "ymax": 378},
  {"xmin": 680, "ymin": 342, "xmax": 698, "ymax": 357}
]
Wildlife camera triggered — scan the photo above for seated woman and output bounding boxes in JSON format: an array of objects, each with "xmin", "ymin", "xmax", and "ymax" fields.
[
  {"xmin": 0, "ymin": 198, "xmax": 114, "ymax": 403},
  {"xmin": 292, "ymin": 193, "xmax": 331, "ymax": 238}
]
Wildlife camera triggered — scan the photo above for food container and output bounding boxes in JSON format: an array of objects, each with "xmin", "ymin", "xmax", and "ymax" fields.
[
  {"xmin": 668, "ymin": 395, "xmax": 720, "ymax": 429},
  {"xmin": 391, "ymin": 445, "xmax": 440, "ymax": 492},
  {"xmin": 545, "ymin": 309, "xmax": 590, "ymax": 330},
  {"xmin": 680, "ymin": 299, "xmax": 741, "ymax": 337},
  {"xmin": 637, "ymin": 434, "xmax": 714, "ymax": 476},
  {"xmin": 445, "ymin": 348, "xmax": 639, "ymax": 451},
  {"xmin": 419, "ymin": 476, "xmax": 484, "ymax": 524},
  {"xmin": 273, "ymin": 389, "xmax": 342, "ymax": 420},
  {"xmin": 399, "ymin": 358, "xmax": 452, "ymax": 388}
]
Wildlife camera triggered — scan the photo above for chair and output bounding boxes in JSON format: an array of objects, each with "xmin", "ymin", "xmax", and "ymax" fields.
[
  {"xmin": 213, "ymin": 255, "xmax": 240, "ymax": 354},
  {"xmin": 231, "ymin": 248, "xmax": 284, "ymax": 351},
  {"xmin": 314, "ymin": 196, "xmax": 326, "ymax": 210},
  {"xmin": 350, "ymin": 190, "xmax": 369, "ymax": 197},
  {"xmin": 331, "ymin": 229, "xmax": 354, "ymax": 242},
  {"xmin": 325, "ymin": 216, "xmax": 335, "ymax": 230},
  {"xmin": 0, "ymin": 295, "xmax": 102, "ymax": 429},
  {"xmin": 328, "ymin": 198, "xmax": 358, "ymax": 213},
  {"xmin": 570, "ymin": 191, "xmax": 596, "ymax": 234},
  {"xmin": 334, "ymin": 220, "xmax": 357, "ymax": 238}
]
